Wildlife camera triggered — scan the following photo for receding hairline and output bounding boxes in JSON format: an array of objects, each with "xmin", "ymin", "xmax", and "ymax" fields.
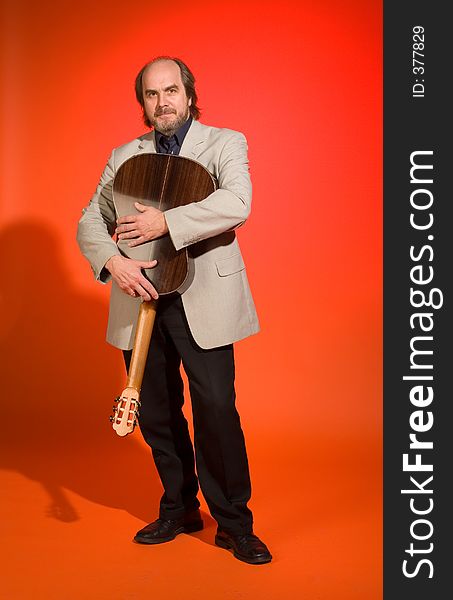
[
  {"xmin": 141, "ymin": 60, "xmax": 185, "ymax": 96},
  {"xmin": 141, "ymin": 57, "xmax": 182, "ymax": 75}
]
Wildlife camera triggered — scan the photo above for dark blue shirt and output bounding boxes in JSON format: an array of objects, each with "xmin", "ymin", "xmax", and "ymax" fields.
[{"xmin": 155, "ymin": 117, "xmax": 192, "ymax": 156}]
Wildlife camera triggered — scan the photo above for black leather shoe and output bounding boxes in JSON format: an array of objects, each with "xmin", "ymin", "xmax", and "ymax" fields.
[
  {"xmin": 134, "ymin": 509, "xmax": 203, "ymax": 544},
  {"xmin": 215, "ymin": 530, "xmax": 272, "ymax": 564}
]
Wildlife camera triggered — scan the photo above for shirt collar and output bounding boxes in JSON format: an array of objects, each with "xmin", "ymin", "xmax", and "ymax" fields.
[{"xmin": 155, "ymin": 116, "xmax": 193, "ymax": 148}]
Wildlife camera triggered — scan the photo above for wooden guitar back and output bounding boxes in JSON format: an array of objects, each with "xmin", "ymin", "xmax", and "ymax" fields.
[{"xmin": 113, "ymin": 153, "xmax": 216, "ymax": 294}]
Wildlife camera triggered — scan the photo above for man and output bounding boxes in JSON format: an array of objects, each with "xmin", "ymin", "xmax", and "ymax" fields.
[{"xmin": 77, "ymin": 56, "xmax": 271, "ymax": 565}]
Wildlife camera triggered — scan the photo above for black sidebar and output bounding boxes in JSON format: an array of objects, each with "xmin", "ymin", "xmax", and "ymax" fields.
[{"xmin": 384, "ymin": 2, "xmax": 450, "ymax": 598}]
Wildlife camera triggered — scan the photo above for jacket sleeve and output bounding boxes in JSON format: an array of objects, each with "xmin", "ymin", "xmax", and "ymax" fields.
[
  {"xmin": 163, "ymin": 131, "xmax": 252, "ymax": 251},
  {"xmin": 76, "ymin": 150, "xmax": 120, "ymax": 282}
]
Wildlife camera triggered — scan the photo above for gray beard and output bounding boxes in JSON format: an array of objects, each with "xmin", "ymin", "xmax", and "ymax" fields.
[{"xmin": 152, "ymin": 109, "xmax": 190, "ymax": 137}]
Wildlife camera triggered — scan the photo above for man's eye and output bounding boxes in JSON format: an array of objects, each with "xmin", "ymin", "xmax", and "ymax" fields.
[{"xmin": 168, "ymin": 89, "xmax": 177, "ymax": 94}]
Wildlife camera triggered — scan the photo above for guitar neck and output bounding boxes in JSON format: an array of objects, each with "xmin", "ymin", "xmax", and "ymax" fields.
[{"xmin": 126, "ymin": 299, "xmax": 158, "ymax": 391}]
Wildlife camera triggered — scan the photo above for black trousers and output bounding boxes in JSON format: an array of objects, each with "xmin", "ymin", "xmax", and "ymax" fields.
[{"xmin": 123, "ymin": 295, "xmax": 253, "ymax": 535}]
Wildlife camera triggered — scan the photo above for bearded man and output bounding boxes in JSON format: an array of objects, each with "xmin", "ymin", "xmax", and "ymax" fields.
[{"xmin": 77, "ymin": 56, "xmax": 271, "ymax": 565}]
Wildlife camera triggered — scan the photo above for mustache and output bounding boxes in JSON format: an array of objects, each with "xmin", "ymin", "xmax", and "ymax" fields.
[{"xmin": 154, "ymin": 108, "xmax": 176, "ymax": 117}]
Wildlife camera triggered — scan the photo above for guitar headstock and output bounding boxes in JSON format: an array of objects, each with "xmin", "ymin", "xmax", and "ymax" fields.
[{"xmin": 110, "ymin": 387, "xmax": 141, "ymax": 437}]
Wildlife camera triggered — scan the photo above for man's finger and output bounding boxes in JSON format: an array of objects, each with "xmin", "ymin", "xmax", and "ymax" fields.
[
  {"xmin": 135, "ymin": 283, "xmax": 151, "ymax": 302},
  {"xmin": 134, "ymin": 202, "xmax": 148, "ymax": 212},
  {"xmin": 137, "ymin": 259, "xmax": 158, "ymax": 268},
  {"xmin": 118, "ymin": 230, "xmax": 140, "ymax": 241},
  {"xmin": 138, "ymin": 276, "xmax": 158, "ymax": 299},
  {"xmin": 116, "ymin": 222, "xmax": 137, "ymax": 234},
  {"xmin": 117, "ymin": 215, "xmax": 136, "ymax": 225},
  {"xmin": 128, "ymin": 236, "xmax": 146, "ymax": 247}
]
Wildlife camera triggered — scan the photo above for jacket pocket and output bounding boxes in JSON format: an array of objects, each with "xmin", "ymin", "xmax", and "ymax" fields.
[{"xmin": 215, "ymin": 253, "xmax": 245, "ymax": 276}]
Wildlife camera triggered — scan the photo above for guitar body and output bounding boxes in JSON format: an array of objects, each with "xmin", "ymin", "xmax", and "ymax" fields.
[
  {"xmin": 113, "ymin": 153, "xmax": 216, "ymax": 294},
  {"xmin": 110, "ymin": 153, "xmax": 217, "ymax": 436}
]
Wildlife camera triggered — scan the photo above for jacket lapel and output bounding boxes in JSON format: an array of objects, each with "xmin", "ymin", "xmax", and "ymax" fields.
[
  {"xmin": 137, "ymin": 132, "xmax": 157, "ymax": 153},
  {"xmin": 180, "ymin": 120, "xmax": 208, "ymax": 159}
]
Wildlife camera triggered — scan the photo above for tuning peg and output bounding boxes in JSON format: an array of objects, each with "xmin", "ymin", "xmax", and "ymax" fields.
[
  {"xmin": 109, "ymin": 416, "xmax": 114, "ymax": 422},
  {"xmin": 115, "ymin": 396, "xmax": 120, "ymax": 403}
]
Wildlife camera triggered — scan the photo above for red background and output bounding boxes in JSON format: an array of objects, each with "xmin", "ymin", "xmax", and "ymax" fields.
[{"xmin": 1, "ymin": 0, "xmax": 382, "ymax": 597}]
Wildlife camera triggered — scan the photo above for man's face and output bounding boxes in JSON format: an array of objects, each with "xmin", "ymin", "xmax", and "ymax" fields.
[{"xmin": 142, "ymin": 60, "xmax": 192, "ymax": 135}]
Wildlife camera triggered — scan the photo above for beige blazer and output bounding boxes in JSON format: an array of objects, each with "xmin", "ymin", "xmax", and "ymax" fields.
[{"xmin": 77, "ymin": 120, "xmax": 260, "ymax": 350}]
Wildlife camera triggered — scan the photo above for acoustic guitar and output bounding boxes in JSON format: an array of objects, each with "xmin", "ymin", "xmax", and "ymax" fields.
[{"xmin": 109, "ymin": 153, "xmax": 216, "ymax": 436}]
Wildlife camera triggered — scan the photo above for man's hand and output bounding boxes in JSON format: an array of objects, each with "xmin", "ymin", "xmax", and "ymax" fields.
[
  {"xmin": 116, "ymin": 202, "xmax": 169, "ymax": 247},
  {"xmin": 105, "ymin": 255, "xmax": 159, "ymax": 301}
]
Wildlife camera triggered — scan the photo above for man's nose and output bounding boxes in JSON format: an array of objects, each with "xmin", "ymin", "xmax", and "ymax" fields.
[{"xmin": 156, "ymin": 92, "xmax": 168, "ymax": 107}]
